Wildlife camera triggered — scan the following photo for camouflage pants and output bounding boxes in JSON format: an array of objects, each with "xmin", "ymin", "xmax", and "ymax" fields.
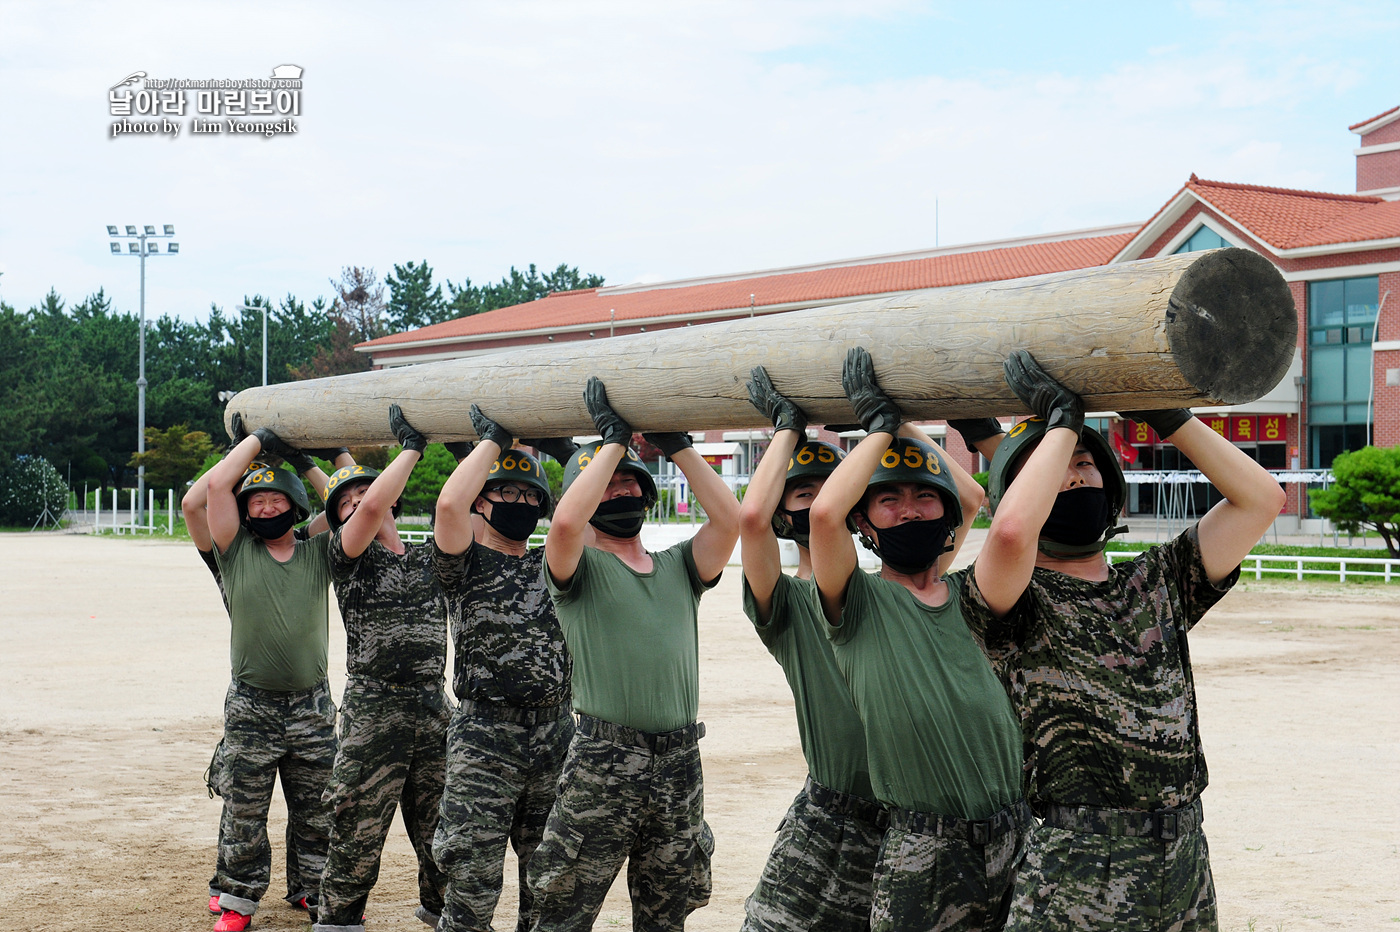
[
  {"xmin": 314, "ymin": 679, "xmax": 452, "ymax": 930},
  {"xmin": 1006, "ymin": 800, "xmax": 1216, "ymax": 931},
  {"xmin": 433, "ymin": 700, "xmax": 574, "ymax": 932},
  {"xmin": 526, "ymin": 715, "xmax": 713, "ymax": 932},
  {"xmin": 741, "ymin": 776, "xmax": 885, "ymax": 932},
  {"xmin": 209, "ymin": 679, "xmax": 337, "ymax": 916},
  {"xmin": 870, "ymin": 800, "xmax": 1033, "ymax": 932}
]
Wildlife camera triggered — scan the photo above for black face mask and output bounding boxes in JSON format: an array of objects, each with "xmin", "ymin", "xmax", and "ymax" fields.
[
  {"xmin": 1041, "ymin": 486, "xmax": 1111, "ymax": 546},
  {"xmin": 779, "ymin": 507, "xmax": 812, "ymax": 546},
  {"xmin": 483, "ymin": 500, "xmax": 541, "ymax": 542},
  {"xmin": 868, "ymin": 517, "xmax": 951, "ymax": 573},
  {"xmin": 590, "ymin": 495, "xmax": 646, "ymax": 538},
  {"xmin": 247, "ymin": 510, "xmax": 297, "ymax": 540}
]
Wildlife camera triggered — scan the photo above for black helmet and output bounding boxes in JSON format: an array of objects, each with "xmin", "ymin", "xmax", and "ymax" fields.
[
  {"xmin": 772, "ymin": 440, "xmax": 845, "ymax": 541},
  {"xmin": 484, "ymin": 448, "xmax": 554, "ymax": 518},
  {"xmin": 986, "ymin": 417, "xmax": 1128, "ymax": 556},
  {"xmin": 847, "ymin": 437, "xmax": 963, "ymax": 561},
  {"xmin": 236, "ymin": 463, "xmax": 311, "ymax": 525},
  {"xmin": 563, "ymin": 442, "xmax": 658, "ymax": 507},
  {"xmin": 323, "ymin": 464, "xmax": 382, "ymax": 529}
]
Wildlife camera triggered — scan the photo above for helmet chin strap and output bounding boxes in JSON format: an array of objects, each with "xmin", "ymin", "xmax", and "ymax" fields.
[{"xmin": 1037, "ymin": 522, "xmax": 1129, "ymax": 559}]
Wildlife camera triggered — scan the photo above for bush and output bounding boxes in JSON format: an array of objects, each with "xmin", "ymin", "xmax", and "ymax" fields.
[{"xmin": 0, "ymin": 456, "xmax": 69, "ymax": 527}]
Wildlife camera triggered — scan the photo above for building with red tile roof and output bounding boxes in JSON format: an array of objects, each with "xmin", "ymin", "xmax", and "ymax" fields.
[{"xmin": 360, "ymin": 107, "xmax": 1400, "ymax": 530}]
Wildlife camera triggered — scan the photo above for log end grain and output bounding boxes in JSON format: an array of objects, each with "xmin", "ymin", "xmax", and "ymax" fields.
[{"xmin": 1168, "ymin": 248, "xmax": 1298, "ymax": 405}]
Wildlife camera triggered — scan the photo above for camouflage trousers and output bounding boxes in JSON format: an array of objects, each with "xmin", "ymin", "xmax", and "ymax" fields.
[
  {"xmin": 741, "ymin": 776, "xmax": 885, "ymax": 932},
  {"xmin": 433, "ymin": 700, "xmax": 574, "ymax": 932},
  {"xmin": 209, "ymin": 679, "xmax": 337, "ymax": 916},
  {"xmin": 1006, "ymin": 798, "xmax": 1215, "ymax": 931},
  {"xmin": 870, "ymin": 799, "xmax": 1033, "ymax": 932},
  {"xmin": 526, "ymin": 715, "xmax": 714, "ymax": 932},
  {"xmin": 314, "ymin": 678, "xmax": 452, "ymax": 930}
]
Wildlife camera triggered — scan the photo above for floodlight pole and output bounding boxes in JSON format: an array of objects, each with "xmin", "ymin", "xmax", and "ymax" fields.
[
  {"xmin": 107, "ymin": 224, "xmax": 178, "ymax": 528},
  {"xmin": 235, "ymin": 303, "xmax": 268, "ymax": 386}
]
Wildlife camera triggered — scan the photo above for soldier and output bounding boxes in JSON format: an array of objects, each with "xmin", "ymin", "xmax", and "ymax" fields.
[
  {"xmin": 736, "ymin": 366, "xmax": 884, "ymax": 932},
  {"xmin": 430, "ymin": 406, "xmax": 573, "ymax": 932},
  {"xmin": 961, "ymin": 352, "xmax": 1286, "ymax": 931},
  {"xmin": 809, "ymin": 348, "xmax": 1030, "ymax": 932},
  {"xmin": 528, "ymin": 376, "xmax": 739, "ymax": 931},
  {"xmin": 183, "ymin": 444, "xmax": 342, "ymax": 919},
  {"xmin": 205, "ymin": 428, "xmax": 339, "ymax": 932},
  {"xmin": 313, "ymin": 406, "xmax": 451, "ymax": 932}
]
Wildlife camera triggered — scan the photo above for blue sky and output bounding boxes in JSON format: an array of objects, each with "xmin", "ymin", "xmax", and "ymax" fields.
[{"xmin": 1, "ymin": 1, "xmax": 1397, "ymax": 324}]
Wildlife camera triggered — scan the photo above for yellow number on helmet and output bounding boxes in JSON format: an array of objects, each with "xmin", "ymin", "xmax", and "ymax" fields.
[
  {"xmin": 904, "ymin": 447, "xmax": 923, "ymax": 469},
  {"xmin": 881, "ymin": 449, "xmax": 901, "ymax": 468},
  {"xmin": 578, "ymin": 453, "xmax": 592, "ymax": 469},
  {"xmin": 1008, "ymin": 422, "xmax": 1029, "ymax": 438},
  {"xmin": 796, "ymin": 447, "xmax": 814, "ymax": 465},
  {"xmin": 488, "ymin": 461, "xmax": 500, "ymax": 474},
  {"xmin": 817, "ymin": 446, "xmax": 835, "ymax": 463},
  {"xmin": 502, "ymin": 455, "xmax": 517, "ymax": 471}
]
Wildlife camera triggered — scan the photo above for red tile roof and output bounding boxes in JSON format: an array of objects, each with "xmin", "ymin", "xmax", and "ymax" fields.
[
  {"xmin": 1184, "ymin": 176, "xmax": 1394, "ymax": 249},
  {"xmin": 1350, "ymin": 105, "xmax": 1400, "ymax": 132},
  {"xmin": 362, "ymin": 232, "xmax": 1134, "ymax": 347}
]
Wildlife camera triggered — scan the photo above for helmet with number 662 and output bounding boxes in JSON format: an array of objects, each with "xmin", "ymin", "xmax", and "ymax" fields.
[{"xmin": 324, "ymin": 464, "xmax": 383, "ymax": 529}]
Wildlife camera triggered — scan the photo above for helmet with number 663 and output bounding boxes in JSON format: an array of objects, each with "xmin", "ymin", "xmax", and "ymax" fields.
[
  {"xmin": 772, "ymin": 440, "xmax": 845, "ymax": 541},
  {"xmin": 563, "ymin": 442, "xmax": 657, "ymax": 507},
  {"xmin": 236, "ymin": 463, "xmax": 311, "ymax": 524},
  {"xmin": 847, "ymin": 436, "xmax": 962, "ymax": 532}
]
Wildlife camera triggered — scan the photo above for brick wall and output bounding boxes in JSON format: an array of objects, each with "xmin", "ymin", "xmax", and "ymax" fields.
[
  {"xmin": 1359, "ymin": 118, "xmax": 1400, "ymax": 147},
  {"xmin": 1356, "ymin": 150, "xmax": 1400, "ymax": 193}
]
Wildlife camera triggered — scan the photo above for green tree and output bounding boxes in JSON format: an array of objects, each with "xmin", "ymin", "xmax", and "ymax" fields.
[
  {"xmin": 0, "ymin": 455, "xmax": 68, "ymax": 527},
  {"xmin": 444, "ymin": 263, "xmax": 605, "ymax": 320},
  {"xmin": 128, "ymin": 424, "xmax": 216, "ymax": 490},
  {"xmin": 385, "ymin": 260, "xmax": 445, "ymax": 331},
  {"xmin": 1309, "ymin": 445, "xmax": 1400, "ymax": 557}
]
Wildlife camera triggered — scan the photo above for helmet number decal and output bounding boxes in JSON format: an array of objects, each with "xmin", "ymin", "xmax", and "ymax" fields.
[{"xmin": 1008, "ymin": 422, "xmax": 1029, "ymax": 438}]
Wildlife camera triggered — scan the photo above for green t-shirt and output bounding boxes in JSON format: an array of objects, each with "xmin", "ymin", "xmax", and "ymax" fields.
[
  {"xmin": 214, "ymin": 526, "xmax": 332, "ymax": 691},
  {"xmin": 545, "ymin": 539, "xmax": 712, "ymax": 734},
  {"xmin": 827, "ymin": 567, "xmax": 1022, "ymax": 819},
  {"xmin": 743, "ymin": 572, "xmax": 874, "ymax": 801}
]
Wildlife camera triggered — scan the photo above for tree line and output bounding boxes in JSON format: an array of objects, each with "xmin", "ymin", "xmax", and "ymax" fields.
[{"xmin": 0, "ymin": 261, "xmax": 604, "ymax": 490}]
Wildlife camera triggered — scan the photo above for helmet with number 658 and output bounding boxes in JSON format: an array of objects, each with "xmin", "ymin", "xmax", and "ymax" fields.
[
  {"xmin": 772, "ymin": 440, "xmax": 845, "ymax": 541},
  {"xmin": 848, "ymin": 436, "xmax": 962, "ymax": 532}
]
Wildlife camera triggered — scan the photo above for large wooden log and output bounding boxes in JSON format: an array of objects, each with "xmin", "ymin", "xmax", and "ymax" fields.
[{"xmin": 224, "ymin": 248, "xmax": 1296, "ymax": 446}]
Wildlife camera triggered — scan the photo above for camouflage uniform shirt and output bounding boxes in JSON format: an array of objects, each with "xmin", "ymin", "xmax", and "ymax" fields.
[
  {"xmin": 962, "ymin": 527, "xmax": 1238, "ymax": 811},
  {"xmin": 330, "ymin": 531, "xmax": 446, "ymax": 683},
  {"xmin": 434, "ymin": 541, "xmax": 571, "ymax": 707}
]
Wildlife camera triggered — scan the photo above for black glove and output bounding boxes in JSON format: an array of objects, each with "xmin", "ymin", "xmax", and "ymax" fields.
[
  {"xmin": 584, "ymin": 377, "xmax": 633, "ymax": 446},
  {"xmin": 644, "ymin": 432, "xmax": 694, "ymax": 458},
  {"xmin": 841, "ymin": 346, "xmax": 902, "ymax": 436},
  {"xmin": 1003, "ymin": 350, "xmax": 1084, "ymax": 435},
  {"xmin": 282, "ymin": 449, "xmax": 317, "ymax": 475},
  {"xmin": 389, "ymin": 404, "xmax": 428, "ymax": 453},
  {"xmin": 746, "ymin": 365, "xmax": 808, "ymax": 435},
  {"xmin": 229, "ymin": 412, "xmax": 248, "ymax": 444},
  {"xmin": 443, "ymin": 440, "xmax": 476, "ymax": 460},
  {"xmin": 1118, "ymin": 408, "xmax": 1193, "ymax": 440},
  {"xmin": 252, "ymin": 426, "xmax": 295, "ymax": 458},
  {"xmin": 307, "ymin": 446, "xmax": 350, "ymax": 462},
  {"xmin": 525, "ymin": 437, "xmax": 579, "ymax": 464},
  {"xmin": 947, "ymin": 417, "xmax": 1006, "ymax": 453},
  {"xmin": 468, "ymin": 404, "xmax": 512, "ymax": 450}
]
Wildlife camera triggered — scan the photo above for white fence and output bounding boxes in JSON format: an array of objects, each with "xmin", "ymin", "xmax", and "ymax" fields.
[
  {"xmin": 1108, "ymin": 550, "xmax": 1400, "ymax": 583},
  {"xmin": 68, "ymin": 487, "xmax": 178, "ymax": 534}
]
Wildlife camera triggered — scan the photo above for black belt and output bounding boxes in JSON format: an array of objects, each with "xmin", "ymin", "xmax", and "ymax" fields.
[
  {"xmin": 233, "ymin": 679, "xmax": 327, "ymax": 700},
  {"xmin": 577, "ymin": 714, "xmax": 704, "ymax": 754},
  {"xmin": 889, "ymin": 799, "xmax": 1034, "ymax": 847},
  {"xmin": 348, "ymin": 674, "xmax": 442, "ymax": 691},
  {"xmin": 1039, "ymin": 797, "xmax": 1204, "ymax": 842},
  {"xmin": 459, "ymin": 698, "xmax": 572, "ymax": 725},
  {"xmin": 803, "ymin": 776, "xmax": 888, "ymax": 829}
]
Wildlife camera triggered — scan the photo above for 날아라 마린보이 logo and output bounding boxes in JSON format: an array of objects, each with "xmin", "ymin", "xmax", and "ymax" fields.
[{"xmin": 108, "ymin": 66, "xmax": 304, "ymax": 139}]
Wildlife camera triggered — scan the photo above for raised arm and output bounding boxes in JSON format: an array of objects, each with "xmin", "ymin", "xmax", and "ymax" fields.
[
  {"xmin": 652, "ymin": 436, "xmax": 740, "ymax": 584},
  {"xmin": 974, "ymin": 351, "xmax": 1084, "ymax": 616},
  {"xmin": 208, "ymin": 432, "xmax": 268, "ymax": 553},
  {"xmin": 545, "ymin": 378, "xmax": 630, "ymax": 586},
  {"xmin": 182, "ymin": 470, "xmax": 214, "ymax": 551},
  {"xmin": 1125, "ymin": 410, "xmax": 1285, "ymax": 583},
  {"xmin": 435, "ymin": 405, "xmax": 513, "ymax": 555},
  {"xmin": 739, "ymin": 366, "xmax": 808, "ymax": 617},
  {"xmin": 339, "ymin": 406, "xmax": 426, "ymax": 559}
]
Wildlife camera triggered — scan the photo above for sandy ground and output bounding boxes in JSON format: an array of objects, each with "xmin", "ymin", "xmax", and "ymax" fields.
[{"xmin": 1, "ymin": 532, "xmax": 1398, "ymax": 932}]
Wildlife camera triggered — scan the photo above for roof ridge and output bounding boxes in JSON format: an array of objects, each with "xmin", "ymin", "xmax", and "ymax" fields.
[
  {"xmin": 545, "ymin": 287, "xmax": 598, "ymax": 297},
  {"xmin": 1187, "ymin": 174, "xmax": 1381, "ymax": 204}
]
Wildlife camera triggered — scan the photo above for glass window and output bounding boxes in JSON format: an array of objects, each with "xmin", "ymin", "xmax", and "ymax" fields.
[
  {"xmin": 1173, "ymin": 225, "xmax": 1231, "ymax": 254},
  {"xmin": 1310, "ymin": 424, "xmax": 1370, "ymax": 469},
  {"xmin": 1307, "ymin": 276, "xmax": 1378, "ymax": 460}
]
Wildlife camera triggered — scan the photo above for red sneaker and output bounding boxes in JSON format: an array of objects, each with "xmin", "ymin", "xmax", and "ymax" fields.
[
  {"xmin": 213, "ymin": 909, "xmax": 251, "ymax": 932},
  {"xmin": 208, "ymin": 895, "xmax": 221, "ymax": 914}
]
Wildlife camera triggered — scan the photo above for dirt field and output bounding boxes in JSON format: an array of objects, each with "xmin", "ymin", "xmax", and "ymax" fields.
[{"xmin": 1, "ymin": 532, "xmax": 1397, "ymax": 932}]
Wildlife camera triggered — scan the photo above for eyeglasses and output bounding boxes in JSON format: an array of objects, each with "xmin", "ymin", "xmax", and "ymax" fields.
[{"xmin": 488, "ymin": 484, "xmax": 544, "ymax": 507}]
